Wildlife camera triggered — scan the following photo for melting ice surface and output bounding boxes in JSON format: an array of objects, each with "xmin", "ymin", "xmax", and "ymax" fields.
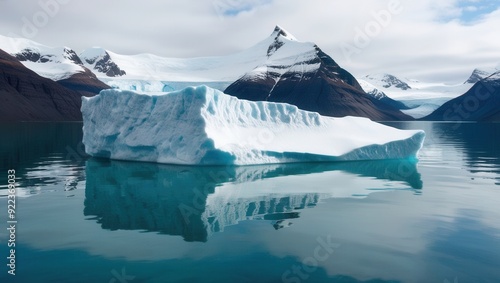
[{"xmin": 81, "ymin": 86, "xmax": 425, "ymax": 165}]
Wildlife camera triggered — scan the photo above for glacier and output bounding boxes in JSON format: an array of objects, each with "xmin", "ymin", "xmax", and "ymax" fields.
[{"xmin": 81, "ymin": 86, "xmax": 425, "ymax": 165}]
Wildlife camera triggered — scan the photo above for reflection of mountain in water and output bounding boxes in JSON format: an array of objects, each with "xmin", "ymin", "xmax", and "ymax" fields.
[
  {"xmin": 84, "ymin": 158, "xmax": 422, "ymax": 242},
  {"xmin": 431, "ymin": 123, "xmax": 500, "ymax": 184},
  {"xmin": 0, "ymin": 123, "xmax": 85, "ymax": 168},
  {"xmin": 0, "ymin": 123, "xmax": 87, "ymax": 196}
]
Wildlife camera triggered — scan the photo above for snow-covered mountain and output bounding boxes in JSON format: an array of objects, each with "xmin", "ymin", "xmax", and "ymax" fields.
[
  {"xmin": 223, "ymin": 27, "xmax": 412, "ymax": 121},
  {"xmin": 464, "ymin": 66, "xmax": 500, "ymax": 84},
  {"xmin": 364, "ymin": 73, "xmax": 412, "ymax": 90},
  {"xmin": 0, "ymin": 34, "xmax": 85, "ymax": 81},
  {"xmin": 79, "ymin": 47, "xmax": 126, "ymax": 77}
]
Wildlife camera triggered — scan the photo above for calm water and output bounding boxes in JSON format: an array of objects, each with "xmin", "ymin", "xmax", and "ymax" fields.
[{"xmin": 0, "ymin": 122, "xmax": 499, "ymax": 283}]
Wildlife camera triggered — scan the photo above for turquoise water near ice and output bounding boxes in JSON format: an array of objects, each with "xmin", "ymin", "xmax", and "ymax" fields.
[{"xmin": 0, "ymin": 122, "xmax": 499, "ymax": 283}]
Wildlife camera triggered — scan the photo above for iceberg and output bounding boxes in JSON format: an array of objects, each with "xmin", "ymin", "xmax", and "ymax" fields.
[{"xmin": 81, "ymin": 86, "xmax": 425, "ymax": 165}]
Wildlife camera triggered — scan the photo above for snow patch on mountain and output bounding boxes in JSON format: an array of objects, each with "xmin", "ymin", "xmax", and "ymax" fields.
[
  {"xmin": 21, "ymin": 61, "xmax": 84, "ymax": 81},
  {"xmin": 487, "ymin": 70, "xmax": 500, "ymax": 81},
  {"xmin": 358, "ymin": 79, "xmax": 388, "ymax": 100}
]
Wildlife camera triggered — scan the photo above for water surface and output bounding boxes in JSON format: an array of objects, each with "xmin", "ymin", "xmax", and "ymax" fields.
[{"xmin": 0, "ymin": 122, "xmax": 499, "ymax": 283}]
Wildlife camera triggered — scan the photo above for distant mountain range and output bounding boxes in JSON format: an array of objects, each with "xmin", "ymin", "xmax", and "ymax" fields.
[
  {"xmin": 0, "ymin": 27, "xmax": 498, "ymax": 121},
  {"xmin": 423, "ymin": 71, "xmax": 500, "ymax": 121},
  {"xmin": 361, "ymin": 69, "xmax": 500, "ymax": 121}
]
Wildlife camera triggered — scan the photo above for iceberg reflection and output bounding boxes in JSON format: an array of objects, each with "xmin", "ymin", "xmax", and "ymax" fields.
[{"xmin": 84, "ymin": 158, "xmax": 422, "ymax": 242}]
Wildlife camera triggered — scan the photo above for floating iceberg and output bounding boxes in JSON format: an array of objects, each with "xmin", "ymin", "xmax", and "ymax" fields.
[{"xmin": 81, "ymin": 86, "xmax": 425, "ymax": 165}]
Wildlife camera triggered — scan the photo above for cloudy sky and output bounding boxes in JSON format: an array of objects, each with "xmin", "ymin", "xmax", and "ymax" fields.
[{"xmin": 1, "ymin": 0, "xmax": 499, "ymax": 83}]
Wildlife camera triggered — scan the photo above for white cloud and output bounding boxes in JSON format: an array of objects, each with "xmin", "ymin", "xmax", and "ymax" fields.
[{"xmin": 0, "ymin": 0, "xmax": 499, "ymax": 83}]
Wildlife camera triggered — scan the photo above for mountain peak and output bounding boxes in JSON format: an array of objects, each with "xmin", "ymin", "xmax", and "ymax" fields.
[
  {"xmin": 80, "ymin": 47, "xmax": 125, "ymax": 77},
  {"xmin": 464, "ymin": 68, "xmax": 493, "ymax": 84},
  {"xmin": 271, "ymin": 25, "xmax": 297, "ymax": 41},
  {"xmin": 265, "ymin": 25, "xmax": 298, "ymax": 57}
]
